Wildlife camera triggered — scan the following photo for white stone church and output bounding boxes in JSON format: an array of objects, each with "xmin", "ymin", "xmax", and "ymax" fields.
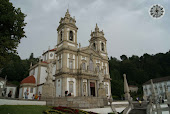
[{"xmin": 19, "ymin": 10, "xmax": 111, "ymax": 99}]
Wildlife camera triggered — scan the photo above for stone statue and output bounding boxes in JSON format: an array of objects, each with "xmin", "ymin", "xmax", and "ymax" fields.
[
  {"xmin": 79, "ymin": 43, "xmax": 81, "ymax": 48},
  {"xmin": 45, "ymin": 62, "xmax": 54, "ymax": 84},
  {"xmin": 98, "ymin": 71, "xmax": 106, "ymax": 97},
  {"xmin": 41, "ymin": 62, "xmax": 55, "ymax": 99},
  {"xmin": 98, "ymin": 71, "xmax": 104, "ymax": 83}
]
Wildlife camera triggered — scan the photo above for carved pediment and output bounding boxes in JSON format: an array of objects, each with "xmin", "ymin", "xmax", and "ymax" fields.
[{"xmin": 80, "ymin": 47, "xmax": 103, "ymax": 59}]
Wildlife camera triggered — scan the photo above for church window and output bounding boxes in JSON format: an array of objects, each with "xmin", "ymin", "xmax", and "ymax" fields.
[
  {"xmin": 69, "ymin": 81, "xmax": 74, "ymax": 93},
  {"xmin": 101, "ymin": 43, "xmax": 104, "ymax": 51},
  {"xmin": 89, "ymin": 60, "xmax": 93, "ymax": 71},
  {"xmin": 103, "ymin": 68, "xmax": 106, "ymax": 75},
  {"xmin": 50, "ymin": 53, "xmax": 53, "ymax": 57},
  {"xmin": 58, "ymin": 55, "xmax": 62, "ymax": 69},
  {"xmin": 82, "ymin": 63, "xmax": 86, "ymax": 70},
  {"xmin": 93, "ymin": 43, "xmax": 96, "ymax": 50},
  {"xmin": 69, "ymin": 31, "xmax": 73, "ymax": 41},
  {"xmin": 83, "ymin": 83, "xmax": 86, "ymax": 92},
  {"xmin": 105, "ymin": 85, "xmax": 108, "ymax": 94},
  {"xmin": 69, "ymin": 60, "xmax": 73, "ymax": 69},
  {"xmin": 30, "ymin": 88, "xmax": 33, "ymax": 93},
  {"xmin": 96, "ymin": 66, "xmax": 100, "ymax": 72},
  {"xmin": 60, "ymin": 31, "xmax": 63, "ymax": 41}
]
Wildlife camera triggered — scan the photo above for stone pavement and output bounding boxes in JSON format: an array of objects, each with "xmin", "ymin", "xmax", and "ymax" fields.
[{"xmin": 129, "ymin": 101, "xmax": 147, "ymax": 114}]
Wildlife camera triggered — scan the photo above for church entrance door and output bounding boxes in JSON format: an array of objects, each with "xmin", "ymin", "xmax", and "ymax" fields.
[{"xmin": 90, "ymin": 82, "xmax": 95, "ymax": 96}]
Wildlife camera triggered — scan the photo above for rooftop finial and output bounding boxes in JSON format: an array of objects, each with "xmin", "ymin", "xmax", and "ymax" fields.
[
  {"xmin": 65, "ymin": 9, "xmax": 70, "ymax": 17},
  {"xmin": 95, "ymin": 23, "xmax": 99, "ymax": 32}
]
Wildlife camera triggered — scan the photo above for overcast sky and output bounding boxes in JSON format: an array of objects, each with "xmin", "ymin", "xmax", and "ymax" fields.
[{"xmin": 11, "ymin": 0, "xmax": 170, "ymax": 59}]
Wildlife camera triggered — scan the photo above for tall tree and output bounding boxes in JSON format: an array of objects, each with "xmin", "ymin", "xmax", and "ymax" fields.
[{"xmin": 0, "ymin": 0, "xmax": 26, "ymax": 70}]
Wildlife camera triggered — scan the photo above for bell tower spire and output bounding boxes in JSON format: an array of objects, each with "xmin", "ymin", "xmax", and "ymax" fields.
[
  {"xmin": 89, "ymin": 24, "xmax": 107, "ymax": 57},
  {"xmin": 56, "ymin": 9, "xmax": 78, "ymax": 50}
]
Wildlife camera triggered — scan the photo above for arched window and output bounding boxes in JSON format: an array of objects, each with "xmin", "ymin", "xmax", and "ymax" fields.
[
  {"xmin": 82, "ymin": 63, "xmax": 86, "ymax": 70},
  {"xmin": 89, "ymin": 60, "xmax": 93, "ymax": 71},
  {"xmin": 96, "ymin": 66, "xmax": 100, "ymax": 72},
  {"xmin": 101, "ymin": 43, "xmax": 104, "ymax": 51},
  {"xmin": 83, "ymin": 83, "xmax": 86, "ymax": 92},
  {"xmin": 93, "ymin": 43, "xmax": 96, "ymax": 50},
  {"xmin": 105, "ymin": 84, "xmax": 108, "ymax": 94},
  {"xmin": 103, "ymin": 68, "xmax": 106, "ymax": 75},
  {"xmin": 69, "ymin": 31, "xmax": 73, "ymax": 41},
  {"xmin": 60, "ymin": 31, "xmax": 62, "ymax": 41}
]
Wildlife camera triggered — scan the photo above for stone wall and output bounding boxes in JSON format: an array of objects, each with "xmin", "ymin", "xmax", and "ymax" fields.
[
  {"xmin": 45, "ymin": 97, "xmax": 108, "ymax": 109},
  {"xmin": 0, "ymin": 98, "xmax": 46, "ymax": 105}
]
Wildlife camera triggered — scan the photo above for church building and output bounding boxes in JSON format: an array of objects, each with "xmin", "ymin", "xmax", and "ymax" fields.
[{"xmin": 19, "ymin": 10, "xmax": 111, "ymax": 99}]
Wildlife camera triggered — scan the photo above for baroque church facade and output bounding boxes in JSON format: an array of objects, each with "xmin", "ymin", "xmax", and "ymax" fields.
[{"xmin": 19, "ymin": 10, "xmax": 111, "ymax": 99}]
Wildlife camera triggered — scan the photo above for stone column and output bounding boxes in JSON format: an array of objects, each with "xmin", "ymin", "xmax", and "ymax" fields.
[
  {"xmin": 62, "ymin": 52, "xmax": 67, "ymax": 72},
  {"xmin": 87, "ymin": 79, "xmax": 90, "ymax": 96},
  {"xmin": 81, "ymin": 78, "xmax": 83, "ymax": 96},
  {"xmin": 36, "ymin": 64, "xmax": 41, "ymax": 94},
  {"xmin": 96, "ymin": 80, "xmax": 99, "ymax": 97},
  {"xmin": 61, "ymin": 77, "xmax": 67, "ymax": 97}
]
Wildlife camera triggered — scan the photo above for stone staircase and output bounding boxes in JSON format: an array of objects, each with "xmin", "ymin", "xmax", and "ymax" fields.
[{"xmin": 129, "ymin": 102, "xmax": 147, "ymax": 114}]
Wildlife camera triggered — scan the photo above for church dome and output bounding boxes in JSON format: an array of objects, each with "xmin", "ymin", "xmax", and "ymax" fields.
[{"xmin": 21, "ymin": 75, "xmax": 36, "ymax": 84}]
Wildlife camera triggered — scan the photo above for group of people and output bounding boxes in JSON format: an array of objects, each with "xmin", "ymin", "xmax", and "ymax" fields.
[
  {"xmin": 1, "ymin": 89, "xmax": 12, "ymax": 98},
  {"xmin": 24, "ymin": 89, "xmax": 41, "ymax": 100},
  {"xmin": 31, "ymin": 94, "xmax": 41, "ymax": 100}
]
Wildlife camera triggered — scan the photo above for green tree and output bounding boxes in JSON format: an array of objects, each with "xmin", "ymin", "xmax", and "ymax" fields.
[
  {"xmin": 120, "ymin": 55, "xmax": 128, "ymax": 61},
  {"xmin": 0, "ymin": 0, "xmax": 26, "ymax": 70}
]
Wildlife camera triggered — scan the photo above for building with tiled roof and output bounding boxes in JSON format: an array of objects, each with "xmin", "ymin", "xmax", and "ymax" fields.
[
  {"xmin": 21, "ymin": 75, "xmax": 36, "ymax": 84},
  {"xmin": 129, "ymin": 85, "xmax": 138, "ymax": 93},
  {"xmin": 142, "ymin": 76, "xmax": 170, "ymax": 99}
]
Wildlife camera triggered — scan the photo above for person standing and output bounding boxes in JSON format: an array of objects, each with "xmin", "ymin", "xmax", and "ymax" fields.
[
  {"xmin": 8, "ymin": 91, "xmax": 12, "ymax": 98},
  {"xmin": 32, "ymin": 94, "xmax": 35, "ymax": 100},
  {"xmin": 38, "ymin": 91, "xmax": 41, "ymax": 100},
  {"xmin": 24, "ymin": 89, "xmax": 29, "ymax": 99}
]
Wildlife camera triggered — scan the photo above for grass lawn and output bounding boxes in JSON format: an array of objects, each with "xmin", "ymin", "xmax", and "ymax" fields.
[{"xmin": 0, "ymin": 105, "xmax": 50, "ymax": 114}]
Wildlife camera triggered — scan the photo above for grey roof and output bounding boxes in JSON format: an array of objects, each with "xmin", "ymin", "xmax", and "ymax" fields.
[
  {"xmin": 0, "ymin": 77, "xmax": 17, "ymax": 87},
  {"xmin": 6, "ymin": 82, "xmax": 17, "ymax": 87},
  {"xmin": 143, "ymin": 76, "xmax": 170, "ymax": 85}
]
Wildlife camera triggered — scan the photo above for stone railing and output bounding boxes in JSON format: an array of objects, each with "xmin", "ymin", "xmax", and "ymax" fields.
[
  {"xmin": 55, "ymin": 68, "xmax": 98, "ymax": 76},
  {"xmin": 79, "ymin": 69, "xmax": 98, "ymax": 76},
  {"xmin": 56, "ymin": 68, "xmax": 77, "ymax": 74}
]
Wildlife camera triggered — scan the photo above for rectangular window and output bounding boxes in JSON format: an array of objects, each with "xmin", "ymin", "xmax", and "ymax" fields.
[
  {"xmin": 69, "ymin": 61, "xmax": 73, "ymax": 69},
  {"xmin": 105, "ymin": 85, "xmax": 108, "ymax": 94},
  {"xmin": 69, "ymin": 81, "xmax": 74, "ymax": 93},
  {"xmin": 30, "ymin": 88, "xmax": 33, "ymax": 93}
]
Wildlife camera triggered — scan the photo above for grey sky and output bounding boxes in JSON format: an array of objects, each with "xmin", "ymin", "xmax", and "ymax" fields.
[{"xmin": 11, "ymin": 0, "xmax": 170, "ymax": 59}]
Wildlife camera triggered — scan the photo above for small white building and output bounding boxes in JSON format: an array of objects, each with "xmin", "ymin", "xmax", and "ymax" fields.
[
  {"xmin": 129, "ymin": 85, "xmax": 138, "ymax": 93},
  {"xmin": 19, "ymin": 75, "xmax": 36, "ymax": 99},
  {"xmin": 143, "ymin": 76, "xmax": 170, "ymax": 99},
  {"xmin": 0, "ymin": 77, "xmax": 17, "ymax": 98}
]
